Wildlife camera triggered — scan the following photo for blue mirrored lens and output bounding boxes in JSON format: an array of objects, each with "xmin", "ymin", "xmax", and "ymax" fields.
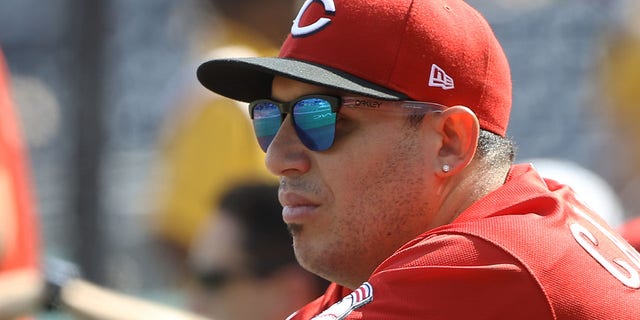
[
  {"xmin": 252, "ymin": 102, "xmax": 282, "ymax": 152},
  {"xmin": 293, "ymin": 98, "xmax": 336, "ymax": 151}
]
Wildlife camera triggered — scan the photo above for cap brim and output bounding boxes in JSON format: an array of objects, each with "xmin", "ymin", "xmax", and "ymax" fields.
[{"xmin": 196, "ymin": 57, "xmax": 408, "ymax": 102}]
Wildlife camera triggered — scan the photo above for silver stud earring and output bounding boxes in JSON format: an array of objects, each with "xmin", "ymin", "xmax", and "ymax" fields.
[{"xmin": 442, "ymin": 164, "xmax": 451, "ymax": 173}]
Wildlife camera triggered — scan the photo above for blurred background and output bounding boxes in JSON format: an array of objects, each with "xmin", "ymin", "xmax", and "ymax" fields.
[{"xmin": 0, "ymin": 0, "xmax": 639, "ymax": 318}]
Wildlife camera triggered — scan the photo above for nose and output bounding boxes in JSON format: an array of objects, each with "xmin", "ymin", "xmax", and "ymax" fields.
[{"xmin": 265, "ymin": 114, "xmax": 312, "ymax": 176}]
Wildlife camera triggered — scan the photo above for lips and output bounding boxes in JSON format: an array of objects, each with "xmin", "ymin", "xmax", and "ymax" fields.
[{"xmin": 279, "ymin": 191, "xmax": 319, "ymax": 224}]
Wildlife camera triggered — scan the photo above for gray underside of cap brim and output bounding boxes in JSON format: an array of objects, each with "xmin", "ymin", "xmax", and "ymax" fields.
[{"xmin": 196, "ymin": 57, "xmax": 408, "ymax": 102}]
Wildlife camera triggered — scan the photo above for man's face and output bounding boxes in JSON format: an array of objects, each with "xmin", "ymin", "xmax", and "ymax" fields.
[
  {"xmin": 188, "ymin": 213, "xmax": 283, "ymax": 320},
  {"xmin": 266, "ymin": 77, "xmax": 442, "ymax": 288},
  {"xmin": 188, "ymin": 213, "xmax": 250, "ymax": 319}
]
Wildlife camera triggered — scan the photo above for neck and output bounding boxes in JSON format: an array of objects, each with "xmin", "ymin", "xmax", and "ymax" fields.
[{"xmin": 434, "ymin": 161, "xmax": 510, "ymax": 227}]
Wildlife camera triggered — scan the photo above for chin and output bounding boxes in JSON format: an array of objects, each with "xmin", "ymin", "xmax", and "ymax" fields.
[{"xmin": 287, "ymin": 223, "xmax": 303, "ymax": 236}]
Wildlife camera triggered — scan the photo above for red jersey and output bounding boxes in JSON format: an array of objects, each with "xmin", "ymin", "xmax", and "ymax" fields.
[
  {"xmin": 288, "ymin": 164, "xmax": 640, "ymax": 319},
  {"xmin": 0, "ymin": 49, "xmax": 39, "ymax": 273}
]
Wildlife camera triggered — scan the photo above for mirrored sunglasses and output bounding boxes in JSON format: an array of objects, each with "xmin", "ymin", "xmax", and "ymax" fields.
[{"xmin": 249, "ymin": 95, "xmax": 447, "ymax": 152}]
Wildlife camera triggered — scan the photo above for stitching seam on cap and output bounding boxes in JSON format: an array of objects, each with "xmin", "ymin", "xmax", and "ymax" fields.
[
  {"xmin": 470, "ymin": 7, "xmax": 492, "ymax": 129},
  {"xmin": 386, "ymin": 0, "xmax": 415, "ymax": 93}
]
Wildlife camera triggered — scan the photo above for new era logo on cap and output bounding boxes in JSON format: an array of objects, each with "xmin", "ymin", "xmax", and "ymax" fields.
[{"xmin": 428, "ymin": 64, "xmax": 454, "ymax": 90}]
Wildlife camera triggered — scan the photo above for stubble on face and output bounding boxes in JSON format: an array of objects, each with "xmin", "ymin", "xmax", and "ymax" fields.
[{"xmin": 290, "ymin": 123, "xmax": 435, "ymax": 288}]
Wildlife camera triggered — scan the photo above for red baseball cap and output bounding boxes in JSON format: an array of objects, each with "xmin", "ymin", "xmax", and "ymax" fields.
[{"xmin": 197, "ymin": 0, "xmax": 512, "ymax": 136}]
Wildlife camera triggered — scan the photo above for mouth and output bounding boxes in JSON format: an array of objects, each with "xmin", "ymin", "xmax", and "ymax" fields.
[{"xmin": 279, "ymin": 191, "xmax": 320, "ymax": 224}]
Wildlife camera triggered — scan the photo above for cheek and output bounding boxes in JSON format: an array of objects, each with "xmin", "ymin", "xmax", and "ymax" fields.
[
  {"xmin": 301, "ymin": 125, "xmax": 434, "ymax": 280},
  {"xmin": 332, "ymin": 126, "xmax": 429, "ymax": 222},
  {"xmin": 327, "ymin": 135, "xmax": 393, "ymax": 202},
  {"xmin": 328, "ymin": 129, "xmax": 432, "ymax": 269}
]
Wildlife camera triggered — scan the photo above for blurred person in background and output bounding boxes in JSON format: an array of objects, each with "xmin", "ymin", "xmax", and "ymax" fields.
[
  {"xmin": 597, "ymin": 1, "xmax": 640, "ymax": 254},
  {"xmin": 598, "ymin": 1, "xmax": 640, "ymax": 221},
  {"xmin": 4, "ymin": 184, "xmax": 327, "ymax": 320},
  {"xmin": 0, "ymin": 46, "xmax": 42, "ymax": 320},
  {"xmin": 187, "ymin": 182, "xmax": 328, "ymax": 320},
  {"xmin": 0, "ymin": 45, "xmax": 209, "ymax": 320},
  {"xmin": 150, "ymin": 0, "xmax": 297, "ymax": 265},
  {"xmin": 0, "ymin": 40, "xmax": 216, "ymax": 319}
]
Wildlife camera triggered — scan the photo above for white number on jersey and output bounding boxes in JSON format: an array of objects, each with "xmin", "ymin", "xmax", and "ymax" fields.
[{"xmin": 570, "ymin": 204, "xmax": 640, "ymax": 288}]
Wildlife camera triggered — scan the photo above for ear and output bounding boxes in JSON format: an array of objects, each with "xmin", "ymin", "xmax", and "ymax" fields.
[{"xmin": 432, "ymin": 106, "xmax": 479, "ymax": 176}]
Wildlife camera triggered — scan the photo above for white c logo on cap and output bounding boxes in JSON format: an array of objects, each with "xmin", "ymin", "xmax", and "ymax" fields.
[{"xmin": 291, "ymin": 0, "xmax": 336, "ymax": 37}]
